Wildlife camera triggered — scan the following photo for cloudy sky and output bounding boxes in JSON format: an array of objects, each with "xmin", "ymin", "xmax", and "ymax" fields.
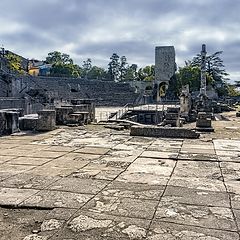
[{"xmin": 1, "ymin": 0, "xmax": 239, "ymax": 81}]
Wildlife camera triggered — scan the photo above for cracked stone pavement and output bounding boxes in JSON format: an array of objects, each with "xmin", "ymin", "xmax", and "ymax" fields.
[{"xmin": 0, "ymin": 126, "xmax": 239, "ymax": 240}]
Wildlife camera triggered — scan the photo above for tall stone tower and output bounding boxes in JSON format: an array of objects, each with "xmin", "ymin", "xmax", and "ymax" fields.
[{"xmin": 154, "ymin": 46, "xmax": 176, "ymax": 102}]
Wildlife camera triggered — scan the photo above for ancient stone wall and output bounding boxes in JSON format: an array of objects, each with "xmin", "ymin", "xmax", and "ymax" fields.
[{"xmin": 14, "ymin": 76, "xmax": 139, "ymax": 106}]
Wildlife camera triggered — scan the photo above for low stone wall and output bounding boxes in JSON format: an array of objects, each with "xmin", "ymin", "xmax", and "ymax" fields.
[{"xmin": 130, "ymin": 125, "xmax": 200, "ymax": 139}]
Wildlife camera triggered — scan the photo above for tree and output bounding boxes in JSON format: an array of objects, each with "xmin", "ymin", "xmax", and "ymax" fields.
[
  {"xmin": 190, "ymin": 51, "xmax": 229, "ymax": 87},
  {"xmin": 88, "ymin": 66, "xmax": 107, "ymax": 79},
  {"xmin": 227, "ymin": 84, "xmax": 240, "ymax": 97},
  {"xmin": 176, "ymin": 66, "xmax": 201, "ymax": 93},
  {"xmin": 138, "ymin": 65, "xmax": 155, "ymax": 81},
  {"xmin": 125, "ymin": 64, "xmax": 138, "ymax": 81},
  {"xmin": 50, "ymin": 63, "xmax": 82, "ymax": 77},
  {"xmin": 108, "ymin": 53, "xmax": 120, "ymax": 81},
  {"xmin": 82, "ymin": 58, "xmax": 92, "ymax": 79},
  {"xmin": 119, "ymin": 56, "xmax": 128, "ymax": 81},
  {"xmin": 46, "ymin": 51, "xmax": 81, "ymax": 78},
  {"xmin": 46, "ymin": 51, "xmax": 73, "ymax": 65},
  {"xmin": 5, "ymin": 52, "xmax": 24, "ymax": 74}
]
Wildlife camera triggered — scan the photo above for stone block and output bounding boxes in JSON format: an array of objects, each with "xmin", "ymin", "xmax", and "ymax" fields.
[
  {"xmin": 130, "ymin": 126, "xmax": 200, "ymax": 139},
  {"xmin": 167, "ymin": 107, "xmax": 180, "ymax": 113},
  {"xmin": 164, "ymin": 119, "xmax": 180, "ymax": 127},
  {"xmin": 56, "ymin": 107, "xmax": 73, "ymax": 125},
  {"xmin": 165, "ymin": 113, "xmax": 179, "ymax": 120},
  {"xmin": 19, "ymin": 115, "xmax": 38, "ymax": 130},
  {"xmin": 37, "ymin": 110, "xmax": 56, "ymax": 131},
  {"xmin": 196, "ymin": 118, "xmax": 212, "ymax": 128}
]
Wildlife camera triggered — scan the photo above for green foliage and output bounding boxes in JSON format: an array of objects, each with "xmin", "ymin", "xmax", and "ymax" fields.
[
  {"xmin": 50, "ymin": 63, "xmax": 82, "ymax": 77},
  {"xmin": 125, "ymin": 64, "xmax": 138, "ymax": 81},
  {"xmin": 46, "ymin": 51, "xmax": 81, "ymax": 78},
  {"xmin": 176, "ymin": 66, "xmax": 201, "ymax": 92},
  {"xmin": 119, "ymin": 56, "xmax": 128, "ymax": 81},
  {"xmin": 189, "ymin": 51, "xmax": 229, "ymax": 87},
  {"xmin": 108, "ymin": 53, "xmax": 120, "ymax": 81},
  {"xmin": 137, "ymin": 65, "xmax": 154, "ymax": 81},
  {"xmin": 227, "ymin": 85, "xmax": 240, "ymax": 97},
  {"xmin": 5, "ymin": 53, "xmax": 24, "ymax": 74},
  {"xmin": 46, "ymin": 51, "xmax": 73, "ymax": 65},
  {"xmin": 82, "ymin": 58, "xmax": 92, "ymax": 79},
  {"xmin": 88, "ymin": 66, "xmax": 107, "ymax": 79}
]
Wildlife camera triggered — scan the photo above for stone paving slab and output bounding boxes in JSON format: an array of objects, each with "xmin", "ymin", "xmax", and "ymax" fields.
[
  {"xmin": 51, "ymin": 210, "xmax": 150, "ymax": 240},
  {"xmin": 148, "ymin": 220, "xmax": 239, "ymax": 240},
  {"xmin": 155, "ymin": 201, "xmax": 237, "ymax": 231},
  {"xmin": 82, "ymin": 195, "xmax": 158, "ymax": 219},
  {"xmin": 168, "ymin": 176, "xmax": 226, "ymax": 192},
  {"xmin": 0, "ymin": 163, "xmax": 35, "ymax": 174},
  {"xmin": 127, "ymin": 160, "xmax": 175, "ymax": 177},
  {"xmin": 70, "ymin": 168, "xmax": 124, "ymax": 181},
  {"xmin": 0, "ymin": 187, "xmax": 39, "ymax": 206},
  {"xmin": 46, "ymin": 178, "xmax": 109, "ymax": 195},
  {"xmin": 216, "ymin": 150, "xmax": 240, "ymax": 158},
  {"xmin": 182, "ymin": 142, "xmax": 214, "ymax": 150},
  {"xmin": 180, "ymin": 147, "xmax": 215, "ymax": 154},
  {"xmin": 0, "ymin": 127, "xmax": 240, "ymax": 239},
  {"xmin": 86, "ymin": 160, "xmax": 131, "ymax": 170},
  {"xmin": 214, "ymin": 139, "xmax": 240, "ymax": 151},
  {"xmin": 99, "ymin": 181, "xmax": 164, "ymax": 200},
  {"xmin": 74, "ymin": 146, "xmax": 110, "ymax": 155},
  {"xmin": 0, "ymin": 155, "xmax": 18, "ymax": 164},
  {"xmin": 13, "ymin": 144, "xmax": 50, "ymax": 151},
  {"xmin": 20, "ymin": 190, "xmax": 93, "ymax": 209},
  {"xmin": 117, "ymin": 170, "xmax": 171, "ymax": 185},
  {"xmin": 43, "ymin": 158, "xmax": 89, "ymax": 169},
  {"xmin": 178, "ymin": 153, "xmax": 218, "ymax": 161},
  {"xmin": 163, "ymin": 185, "xmax": 230, "ymax": 207},
  {"xmin": 57, "ymin": 152, "xmax": 102, "ymax": 161},
  {"xmin": 44, "ymin": 145, "xmax": 77, "ymax": 152},
  {"xmin": 26, "ymin": 166, "xmax": 77, "ymax": 177},
  {"xmin": 0, "ymin": 172, "xmax": 16, "ymax": 182},
  {"xmin": 7, "ymin": 156, "xmax": 52, "ymax": 166},
  {"xmin": 140, "ymin": 150, "xmax": 178, "ymax": 159},
  {"xmin": 218, "ymin": 155, "xmax": 240, "ymax": 162},
  {"xmin": 0, "ymin": 149, "xmax": 66, "ymax": 159},
  {"xmin": 230, "ymin": 194, "xmax": 240, "ymax": 210},
  {"xmin": 0, "ymin": 174, "xmax": 60, "ymax": 190},
  {"xmin": 173, "ymin": 160, "xmax": 221, "ymax": 178}
]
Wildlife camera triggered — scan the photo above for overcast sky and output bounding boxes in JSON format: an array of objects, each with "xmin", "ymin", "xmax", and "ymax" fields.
[{"xmin": 0, "ymin": 0, "xmax": 239, "ymax": 81}]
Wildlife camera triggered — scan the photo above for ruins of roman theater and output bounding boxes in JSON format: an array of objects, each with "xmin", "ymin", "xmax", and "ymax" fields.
[{"xmin": 0, "ymin": 45, "xmax": 240, "ymax": 239}]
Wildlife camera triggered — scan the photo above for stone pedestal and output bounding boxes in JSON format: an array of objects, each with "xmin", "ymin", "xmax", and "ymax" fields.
[
  {"xmin": 163, "ymin": 107, "xmax": 181, "ymax": 127},
  {"xmin": 6, "ymin": 111, "xmax": 20, "ymax": 134},
  {"xmin": 0, "ymin": 110, "xmax": 20, "ymax": 135},
  {"xmin": 37, "ymin": 110, "xmax": 56, "ymax": 131},
  {"xmin": 196, "ymin": 112, "xmax": 214, "ymax": 132}
]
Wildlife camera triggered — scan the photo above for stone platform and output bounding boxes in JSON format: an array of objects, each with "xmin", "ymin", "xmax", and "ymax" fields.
[{"xmin": 0, "ymin": 125, "xmax": 239, "ymax": 239}]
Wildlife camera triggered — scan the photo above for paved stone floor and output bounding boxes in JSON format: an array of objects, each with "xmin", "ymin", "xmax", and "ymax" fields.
[{"xmin": 0, "ymin": 124, "xmax": 240, "ymax": 239}]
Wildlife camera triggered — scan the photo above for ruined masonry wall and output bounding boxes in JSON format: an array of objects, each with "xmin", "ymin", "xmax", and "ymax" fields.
[{"xmin": 16, "ymin": 77, "xmax": 140, "ymax": 106}]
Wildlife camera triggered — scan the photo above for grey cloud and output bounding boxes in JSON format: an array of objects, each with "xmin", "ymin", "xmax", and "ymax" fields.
[{"xmin": 0, "ymin": 0, "xmax": 239, "ymax": 80}]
